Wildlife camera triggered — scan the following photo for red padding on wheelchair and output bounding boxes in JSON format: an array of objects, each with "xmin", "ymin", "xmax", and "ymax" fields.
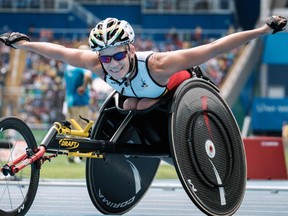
[{"xmin": 167, "ymin": 70, "xmax": 192, "ymax": 91}]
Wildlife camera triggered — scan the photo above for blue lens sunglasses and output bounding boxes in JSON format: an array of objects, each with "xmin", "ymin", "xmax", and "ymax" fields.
[{"xmin": 99, "ymin": 51, "xmax": 127, "ymax": 63}]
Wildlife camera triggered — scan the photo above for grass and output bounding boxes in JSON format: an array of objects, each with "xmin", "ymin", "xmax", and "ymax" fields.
[
  {"xmin": 40, "ymin": 156, "xmax": 86, "ymax": 179},
  {"xmin": 32, "ymin": 129, "xmax": 178, "ymax": 180},
  {"xmin": 155, "ymin": 163, "xmax": 178, "ymax": 179},
  {"xmin": 39, "ymin": 156, "xmax": 178, "ymax": 179},
  {"xmin": 35, "ymin": 151, "xmax": 288, "ymax": 180},
  {"xmin": 36, "ymin": 127, "xmax": 288, "ymax": 180}
]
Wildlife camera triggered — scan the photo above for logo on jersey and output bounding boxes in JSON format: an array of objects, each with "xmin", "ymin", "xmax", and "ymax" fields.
[{"xmin": 141, "ymin": 79, "xmax": 148, "ymax": 88}]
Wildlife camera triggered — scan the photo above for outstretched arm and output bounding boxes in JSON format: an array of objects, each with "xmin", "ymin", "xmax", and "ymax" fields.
[
  {"xmin": 13, "ymin": 41, "xmax": 94, "ymax": 69},
  {"xmin": 0, "ymin": 33, "xmax": 100, "ymax": 71},
  {"xmin": 150, "ymin": 15, "xmax": 287, "ymax": 84},
  {"xmin": 173, "ymin": 24, "xmax": 269, "ymax": 67}
]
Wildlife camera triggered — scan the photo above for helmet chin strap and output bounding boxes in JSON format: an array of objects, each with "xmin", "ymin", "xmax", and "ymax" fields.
[{"xmin": 122, "ymin": 53, "xmax": 136, "ymax": 87}]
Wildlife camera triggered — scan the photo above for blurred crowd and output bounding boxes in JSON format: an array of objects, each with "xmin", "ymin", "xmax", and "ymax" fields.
[{"xmin": 0, "ymin": 26, "xmax": 239, "ymax": 125}]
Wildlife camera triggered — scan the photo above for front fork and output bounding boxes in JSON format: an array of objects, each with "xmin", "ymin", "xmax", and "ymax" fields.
[
  {"xmin": 1, "ymin": 124, "xmax": 59, "ymax": 176},
  {"xmin": 1, "ymin": 146, "xmax": 47, "ymax": 176}
]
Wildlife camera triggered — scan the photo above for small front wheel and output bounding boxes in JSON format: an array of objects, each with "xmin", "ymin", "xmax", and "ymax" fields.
[{"xmin": 0, "ymin": 117, "xmax": 40, "ymax": 216}]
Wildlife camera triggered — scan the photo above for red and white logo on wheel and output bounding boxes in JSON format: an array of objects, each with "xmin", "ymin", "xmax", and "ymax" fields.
[{"xmin": 205, "ymin": 139, "xmax": 216, "ymax": 158}]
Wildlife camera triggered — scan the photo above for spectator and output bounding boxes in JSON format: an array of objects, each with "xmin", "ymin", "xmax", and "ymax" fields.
[{"xmin": 63, "ymin": 45, "xmax": 92, "ymax": 128}]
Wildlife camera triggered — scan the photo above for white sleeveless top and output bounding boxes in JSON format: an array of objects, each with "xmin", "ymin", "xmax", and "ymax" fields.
[{"xmin": 104, "ymin": 51, "xmax": 167, "ymax": 98}]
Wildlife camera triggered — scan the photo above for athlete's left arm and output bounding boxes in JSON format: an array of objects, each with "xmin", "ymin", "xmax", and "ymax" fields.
[{"xmin": 150, "ymin": 21, "xmax": 277, "ymax": 84}]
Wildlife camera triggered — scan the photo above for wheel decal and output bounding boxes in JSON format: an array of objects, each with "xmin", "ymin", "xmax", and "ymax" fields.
[
  {"xmin": 127, "ymin": 160, "xmax": 142, "ymax": 194},
  {"xmin": 209, "ymin": 159, "xmax": 226, "ymax": 205}
]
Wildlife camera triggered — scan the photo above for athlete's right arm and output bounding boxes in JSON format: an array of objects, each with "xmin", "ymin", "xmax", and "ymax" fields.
[
  {"xmin": 12, "ymin": 40, "xmax": 97, "ymax": 70},
  {"xmin": 0, "ymin": 32, "xmax": 101, "ymax": 72}
]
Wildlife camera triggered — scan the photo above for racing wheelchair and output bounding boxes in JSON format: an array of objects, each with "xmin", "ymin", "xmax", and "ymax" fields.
[{"xmin": 0, "ymin": 67, "xmax": 246, "ymax": 216}]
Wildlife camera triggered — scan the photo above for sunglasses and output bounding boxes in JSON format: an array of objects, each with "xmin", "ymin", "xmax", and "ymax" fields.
[{"xmin": 99, "ymin": 51, "xmax": 127, "ymax": 63}]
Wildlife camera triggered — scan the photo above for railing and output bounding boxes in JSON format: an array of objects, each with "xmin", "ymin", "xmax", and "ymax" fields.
[
  {"xmin": 0, "ymin": 0, "xmax": 72, "ymax": 12},
  {"xmin": 0, "ymin": 0, "xmax": 233, "ymax": 14},
  {"xmin": 75, "ymin": 0, "xmax": 141, "ymax": 4},
  {"xmin": 142, "ymin": 0, "xmax": 234, "ymax": 14},
  {"xmin": 0, "ymin": 0, "xmax": 140, "ymax": 12},
  {"xmin": 71, "ymin": 1, "xmax": 100, "ymax": 26}
]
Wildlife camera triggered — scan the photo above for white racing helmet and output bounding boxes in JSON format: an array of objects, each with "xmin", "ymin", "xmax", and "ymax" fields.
[{"xmin": 89, "ymin": 18, "xmax": 135, "ymax": 51}]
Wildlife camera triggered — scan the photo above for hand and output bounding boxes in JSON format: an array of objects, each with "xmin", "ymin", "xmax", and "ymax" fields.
[
  {"xmin": 0, "ymin": 32, "xmax": 30, "ymax": 48},
  {"xmin": 265, "ymin": 15, "xmax": 287, "ymax": 34},
  {"xmin": 77, "ymin": 86, "xmax": 86, "ymax": 95}
]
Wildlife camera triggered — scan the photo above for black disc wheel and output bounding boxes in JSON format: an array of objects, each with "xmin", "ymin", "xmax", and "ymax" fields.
[
  {"xmin": 86, "ymin": 155, "xmax": 160, "ymax": 215},
  {"xmin": 169, "ymin": 79, "xmax": 246, "ymax": 216},
  {"xmin": 86, "ymin": 93, "xmax": 160, "ymax": 214},
  {"xmin": 0, "ymin": 117, "xmax": 40, "ymax": 216}
]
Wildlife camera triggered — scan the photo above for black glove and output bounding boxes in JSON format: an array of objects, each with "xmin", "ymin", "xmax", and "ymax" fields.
[
  {"xmin": 266, "ymin": 15, "xmax": 287, "ymax": 34},
  {"xmin": 0, "ymin": 32, "xmax": 30, "ymax": 48}
]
